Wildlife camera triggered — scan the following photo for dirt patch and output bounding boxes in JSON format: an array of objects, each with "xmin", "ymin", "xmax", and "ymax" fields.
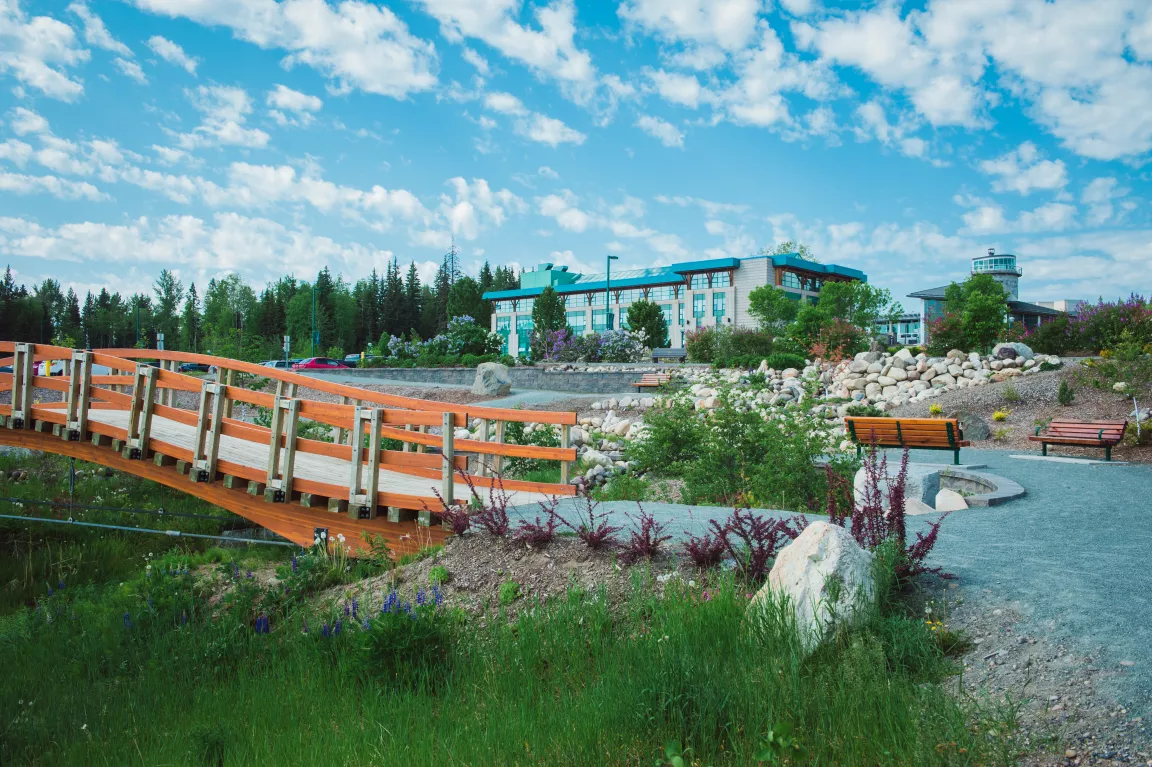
[
  {"xmin": 326, "ymin": 530, "xmax": 684, "ymax": 619},
  {"xmin": 924, "ymin": 579, "xmax": 1152, "ymax": 767},
  {"xmin": 889, "ymin": 368, "xmax": 1151, "ymax": 463}
]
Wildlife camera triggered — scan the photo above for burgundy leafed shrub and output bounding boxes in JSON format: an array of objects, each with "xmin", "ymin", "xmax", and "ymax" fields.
[
  {"xmin": 682, "ymin": 528, "xmax": 726, "ymax": 569},
  {"xmin": 428, "ymin": 487, "xmax": 471, "ymax": 535},
  {"xmin": 620, "ymin": 504, "xmax": 672, "ymax": 564},
  {"xmin": 460, "ymin": 471, "xmax": 511, "ymax": 537},
  {"xmin": 513, "ymin": 496, "xmax": 561, "ymax": 547},
  {"xmin": 709, "ymin": 508, "xmax": 807, "ymax": 584},
  {"xmin": 556, "ymin": 492, "xmax": 621, "ymax": 550},
  {"xmin": 826, "ymin": 446, "xmax": 949, "ymax": 579}
]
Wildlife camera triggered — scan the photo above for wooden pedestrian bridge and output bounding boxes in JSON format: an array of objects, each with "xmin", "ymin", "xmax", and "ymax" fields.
[{"xmin": 0, "ymin": 342, "xmax": 577, "ymax": 556}]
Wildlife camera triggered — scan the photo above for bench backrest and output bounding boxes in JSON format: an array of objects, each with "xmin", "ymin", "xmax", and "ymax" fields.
[
  {"xmin": 845, "ymin": 416, "xmax": 963, "ymax": 448},
  {"xmin": 1044, "ymin": 420, "xmax": 1127, "ymax": 443},
  {"xmin": 652, "ymin": 349, "xmax": 686, "ymax": 358}
]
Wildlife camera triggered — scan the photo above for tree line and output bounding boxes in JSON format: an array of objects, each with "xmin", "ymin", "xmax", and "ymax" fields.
[{"xmin": 0, "ymin": 253, "xmax": 518, "ymax": 361}]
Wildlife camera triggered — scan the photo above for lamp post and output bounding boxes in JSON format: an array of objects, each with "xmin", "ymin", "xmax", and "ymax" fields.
[
  {"xmin": 605, "ymin": 255, "xmax": 619, "ymax": 330},
  {"xmin": 310, "ymin": 284, "xmax": 317, "ymax": 357}
]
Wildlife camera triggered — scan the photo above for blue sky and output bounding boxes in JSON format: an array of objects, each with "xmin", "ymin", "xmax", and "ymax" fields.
[{"xmin": 1, "ymin": 0, "xmax": 1150, "ymax": 308}]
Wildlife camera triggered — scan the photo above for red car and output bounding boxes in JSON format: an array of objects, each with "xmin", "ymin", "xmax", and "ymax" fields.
[{"xmin": 291, "ymin": 357, "xmax": 351, "ymax": 371}]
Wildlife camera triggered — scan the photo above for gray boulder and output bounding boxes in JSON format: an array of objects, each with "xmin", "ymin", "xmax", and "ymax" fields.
[
  {"xmin": 471, "ymin": 362, "xmax": 512, "ymax": 396},
  {"xmin": 853, "ymin": 463, "xmax": 940, "ymax": 509},
  {"xmin": 950, "ymin": 410, "xmax": 990, "ymax": 441},
  {"xmin": 993, "ymin": 342, "xmax": 1034, "ymax": 361}
]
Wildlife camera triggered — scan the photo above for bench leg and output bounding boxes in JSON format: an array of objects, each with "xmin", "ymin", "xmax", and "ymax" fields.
[
  {"xmin": 953, "ymin": 449, "xmax": 960, "ymax": 466},
  {"xmin": 1105, "ymin": 445, "xmax": 1112, "ymax": 461},
  {"xmin": 1041, "ymin": 443, "xmax": 1047, "ymax": 457}
]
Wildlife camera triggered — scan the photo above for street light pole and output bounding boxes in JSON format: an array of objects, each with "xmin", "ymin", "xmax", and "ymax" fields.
[
  {"xmin": 605, "ymin": 255, "xmax": 619, "ymax": 330},
  {"xmin": 311, "ymin": 284, "xmax": 316, "ymax": 357}
]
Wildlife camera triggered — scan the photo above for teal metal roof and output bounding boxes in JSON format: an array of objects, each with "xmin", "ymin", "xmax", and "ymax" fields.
[{"xmin": 482, "ymin": 253, "xmax": 866, "ymax": 300}]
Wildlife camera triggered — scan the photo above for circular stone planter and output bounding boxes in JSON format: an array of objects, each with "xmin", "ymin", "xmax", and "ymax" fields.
[{"xmin": 938, "ymin": 468, "xmax": 1025, "ymax": 507}]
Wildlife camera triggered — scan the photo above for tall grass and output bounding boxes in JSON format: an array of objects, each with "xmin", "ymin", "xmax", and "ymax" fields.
[{"xmin": 0, "ymin": 547, "xmax": 1019, "ymax": 766}]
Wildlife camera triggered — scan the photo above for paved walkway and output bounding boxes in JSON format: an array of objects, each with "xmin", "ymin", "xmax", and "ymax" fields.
[{"xmin": 509, "ymin": 448, "xmax": 1152, "ymax": 714}]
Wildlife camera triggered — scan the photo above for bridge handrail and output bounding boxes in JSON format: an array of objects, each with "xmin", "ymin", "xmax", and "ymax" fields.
[
  {"xmin": 0, "ymin": 342, "xmax": 578, "ymax": 481},
  {"xmin": 92, "ymin": 348, "xmax": 576, "ymax": 426}
]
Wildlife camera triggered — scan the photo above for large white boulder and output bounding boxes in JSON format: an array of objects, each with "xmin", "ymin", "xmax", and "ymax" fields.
[
  {"xmin": 471, "ymin": 362, "xmax": 512, "ymax": 396},
  {"xmin": 935, "ymin": 488, "xmax": 969, "ymax": 511},
  {"xmin": 753, "ymin": 522, "xmax": 876, "ymax": 654}
]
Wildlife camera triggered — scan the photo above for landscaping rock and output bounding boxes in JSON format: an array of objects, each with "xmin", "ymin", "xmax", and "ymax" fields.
[
  {"xmin": 853, "ymin": 463, "xmax": 940, "ymax": 509},
  {"xmin": 950, "ymin": 410, "xmax": 991, "ymax": 441},
  {"xmin": 935, "ymin": 488, "xmax": 969, "ymax": 511},
  {"xmin": 993, "ymin": 342, "xmax": 1034, "ymax": 360},
  {"xmin": 471, "ymin": 362, "xmax": 512, "ymax": 396},
  {"xmin": 756, "ymin": 522, "xmax": 876, "ymax": 654}
]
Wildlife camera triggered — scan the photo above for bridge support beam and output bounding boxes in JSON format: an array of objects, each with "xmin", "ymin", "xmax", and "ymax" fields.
[
  {"xmin": 493, "ymin": 419, "xmax": 506, "ymax": 476},
  {"xmin": 8, "ymin": 343, "xmax": 35, "ymax": 430},
  {"xmin": 348, "ymin": 407, "xmax": 382, "ymax": 519},
  {"xmin": 476, "ymin": 419, "xmax": 489, "ymax": 477},
  {"xmin": 265, "ymin": 396, "xmax": 300, "ymax": 502},
  {"xmin": 560, "ymin": 424, "xmax": 571, "ymax": 485},
  {"xmin": 64, "ymin": 349, "xmax": 93, "ymax": 441},
  {"xmin": 191, "ymin": 380, "xmax": 226, "ymax": 483},
  {"xmin": 440, "ymin": 411, "xmax": 455, "ymax": 509},
  {"xmin": 125, "ymin": 364, "xmax": 158, "ymax": 460}
]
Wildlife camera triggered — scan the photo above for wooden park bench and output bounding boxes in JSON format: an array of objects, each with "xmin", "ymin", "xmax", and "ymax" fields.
[
  {"xmin": 1029, "ymin": 420, "xmax": 1127, "ymax": 461},
  {"xmin": 651, "ymin": 348, "xmax": 687, "ymax": 364},
  {"xmin": 844, "ymin": 416, "xmax": 970, "ymax": 465},
  {"xmin": 634, "ymin": 373, "xmax": 672, "ymax": 393}
]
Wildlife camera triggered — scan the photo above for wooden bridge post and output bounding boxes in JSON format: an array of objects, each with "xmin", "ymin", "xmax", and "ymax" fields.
[
  {"xmin": 9, "ymin": 343, "xmax": 35, "ymax": 429},
  {"xmin": 64, "ymin": 349, "xmax": 93, "ymax": 441},
  {"xmin": 265, "ymin": 396, "xmax": 301, "ymax": 502},
  {"xmin": 347, "ymin": 407, "xmax": 382, "ymax": 519},
  {"xmin": 493, "ymin": 419, "xmax": 506, "ymax": 475},
  {"xmin": 440, "ymin": 411, "xmax": 455, "ymax": 508},
  {"xmin": 125, "ymin": 364, "xmax": 158, "ymax": 459},
  {"xmin": 163, "ymin": 360, "xmax": 175, "ymax": 407},
  {"xmin": 560, "ymin": 424, "xmax": 571, "ymax": 485},
  {"xmin": 416, "ymin": 424, "xmax": 427, "ymax": 453},
  {"xmin": 275, "ymin": 380, "xmax": 297, "ymax": 399},
  {"xmin": 475, "ymin": 419, "xmax": 489, "ymax": 476},
  {"xmin": 191, "ymin": 380, "xmax": 225, "ymax": 482},
  {"xmin": 222, "ymin": 369, "xmax": 235, "ymax": 419}
]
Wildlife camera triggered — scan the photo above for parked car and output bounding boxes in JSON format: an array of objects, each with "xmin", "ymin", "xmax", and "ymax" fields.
[
  {"xmin": 261, "ymin": 360, "xmax": 290, "ymax": 369},
  {"xmin": 178, "ymin": 362, "xmax": 211, "ymax": 373},
  {"xmin": 291, "ymin": 357, "xmax": 351, "ymax": 371}
]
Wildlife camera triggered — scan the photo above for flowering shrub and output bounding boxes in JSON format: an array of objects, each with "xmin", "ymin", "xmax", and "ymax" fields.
[
  {"xmin": 619, "ymin": 505, "xmax": 672, "ymax": 563},
  {"xmin": 825, "ymin": 447, "xmax": 948, "ymax": 580},
  {"xmin": 557, "ymin": 494, "xmax": 621, "ymax": 549},
  {"xmin": 372, "ymin": 319, "xmax": 503, "ymax": 367},
  {"xmin": 598, "ymin": 330, "xmax": 647, "ymax": 362},
  {"xmin": 512, "ymin": 497, "xmax": 561, "ymax": 547},
  {"xmin": 682, "ymin": 528, "xmax": 726, "ymax": 569},
  {"xmin": 529, "ymin": 328, "xmax": 576, "ymax": 362},
  {"xmin": 707, "ymin": 508, "xmax": 807, "ymax": 583}
]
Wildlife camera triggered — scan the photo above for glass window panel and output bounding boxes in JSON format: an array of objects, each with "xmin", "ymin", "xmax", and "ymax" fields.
[
  {"xmin": 690, "ymin": 274, "xmax": 708, "ymax": 290},
  {"xmin": 678, "ymin": 302, "xmax": 685, "ymax": 326},
  {"xmin": 712, "ymin": 293, "xmax": 726, "ymax": 317},
  {"xmin": 592, "ymin": 309, "xmax": 609, "ymax": 332},
  {"xmin": 693, "ymin": 294, "xmax": 706, "ymax": 318},
  {"xmin": 712, "ymin": 272, "xmax": 730, "ymax": 288},
  {"xmin": 781, "ymin": 272, "xmax": 801, "ymax": 290},
  {"xmin": 649, "ymin": 285, "xmax": 676, "ymax": 301}
]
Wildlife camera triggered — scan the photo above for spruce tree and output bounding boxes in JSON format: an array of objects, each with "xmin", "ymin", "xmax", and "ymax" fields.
[{"xmin": 532, "ymin": 287, "xmax": 567, "ymax": 332}]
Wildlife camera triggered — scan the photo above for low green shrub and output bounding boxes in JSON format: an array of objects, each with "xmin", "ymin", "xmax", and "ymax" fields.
[
  {"xmin": 591, "ymin": 473, "xmax": 650, "ymax": 502},
  {"xmin": 764, "ymin": 352, "xmax": 806, "ymax": 371},
  {"xmin": 844, "ymin": 404, "xmax": 885, "ymax": 418},
  {"xmin": 1057, "ymin": 379, "xmax": 1074, "ymax": 406}
]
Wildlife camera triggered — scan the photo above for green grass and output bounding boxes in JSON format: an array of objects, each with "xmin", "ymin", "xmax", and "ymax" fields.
[{"xmin": 0, "ymin": 545, "xmax": 1021, "ymax": 766}]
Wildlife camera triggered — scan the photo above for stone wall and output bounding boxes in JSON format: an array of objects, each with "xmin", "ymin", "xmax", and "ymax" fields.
[{"xmin": 303, "ymin": 363, "xmax": 709, "ymax": 394}]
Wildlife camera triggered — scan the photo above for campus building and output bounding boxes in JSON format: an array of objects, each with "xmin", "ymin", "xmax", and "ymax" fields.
[
  {"xmin": 482, "ymin": 254, "xmax": 867, "ymax": 356},
  {"xmin": 880, "ymin": 250, "xmax": 1071, "ymax": 346}
]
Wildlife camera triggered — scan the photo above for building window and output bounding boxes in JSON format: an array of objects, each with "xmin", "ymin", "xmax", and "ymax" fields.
[
  {"xmin": 566, "ymin": 293, "xmax": 587, "ymax": 308},
  {"xmin": 592, "ymin": 309, "xmax": 610, "ymax": 332},
  {"xmin": 493, "ymin": 300, "xmax": 513, "ymax": 313},
  {"xmin": 693, "ymin": 293, "xmax": 706, "ymax": 319},
  {"xmin": 589, "ymin": 291, "xmax": 605, "ymax": 305},
  {"xmin": 649, "ymin": 285, "xmax": 676, "ymax": 301},
  {"xmin": 496, "ymin": 316, "xmax": 511, "ymax": 354},
  {"xmin": 713, "ymin": 292, "xmax": 726, "ymax": 318},
  {"xmin": 616, "ymin": 288, "xmax": 644, "ymax": 306},
  {"xmin": 690, "ymin": 274, "xmax": 709, "ymax": 290},
  {"xmin": 566, "ymin": 311, "xmax": 586, "ymax": 334},
  {"xmin": 712, "ymin": 272, "xmax": 731, "ymax": 288},
  {"xmin": 517, "ymin": 298, "xmax": 534, "ymax": 313},
  {"xmin": 659, "ymin": 304, "xmax": 672, "ymax": 327},
  {"xmin": 678, "ymin": 302, "xmax": 685, "ymax": 326},
  {"xmin": 780, "ymin": 271, "xmax": 801, "ymax": 290}
]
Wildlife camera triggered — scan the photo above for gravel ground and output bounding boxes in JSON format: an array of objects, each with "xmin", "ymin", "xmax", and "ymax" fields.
[{"xmin": 889, "ymin": 367, "xmax": 1150, "ymax": 462}]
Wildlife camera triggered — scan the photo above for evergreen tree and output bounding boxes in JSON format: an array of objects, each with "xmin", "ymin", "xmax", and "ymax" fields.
[
  {"xmin": 382, "ymin": 259, "xmax": 405, "ymax": 337},
  {"xmin": 446, "ymin": 276, "xmax": 486, "ymax": 322},
  {"xmin": 478, "ymin": 261, "xmax": 493, "ymax": 293},
  {"xmin": 418, "ymin": 285, "xmax": 439, "ymax": 339},
  {"xmin": 403, "ymin": 262, "xmax": 422, "ymax": 336},
  {"xmin": 181, "ymin": 283, "xmax": 203, "ymax": 353},
  {"xmin": 152, "ymin": 269, "xmax": 184, "ymax": 349},
  {"xmin": 532, "ymin": 286, "xmax": 567, "ymax": 332},
  {"xmin": 61, "ymin": 288, "xmax": 82, "ymax": 343},
  {"xmin": 626, "ymin": 300, "xmax": 669, "ymax": 348}
]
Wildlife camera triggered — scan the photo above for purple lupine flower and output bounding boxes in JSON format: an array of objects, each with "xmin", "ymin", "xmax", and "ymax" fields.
[
  {"xmin": 432, "ymin": 586, "xmax": 443, "ymax": 607},
  {"xmin": 123, "ymin": 612, "xmax": 132, "ymax": 629},
  {"xmin": 302, "ymin": 617, "xmax": 309, "ymax": 634},
  {"xmin": 416, "ymin": 589, "xmax": 426, "ymax": 606},
  {"xmin": 245, "ymin": 569, "xmax": 253, "ymax": 580},
  {"xmin": 352, "ymin": 598, "xmax": 359, "ymax": 619},
  {"xmin": 181, "ymin": 611, "xmax": 187, "ymax": 625},
  {"xmin": 322, "ymin": 623, "xmax": 330, "ymax": 638},
  {"xmin": 361, "ymin": 618, "xmax": 370, "ymax": 631},
  {"xmin": 343, "ymin": 601, "xmax": 350, "ymax": 617},
  {"xmin": 254, "ymin": 614, "xmax": 270, "ymax": 634},
  {"xmin": 291, "ymin": 555, "xmax": 298, "ymax": 573},
  {"xmin": 334, "ymin": 619, "xmax": 342, "ymax": 636},
  {"xmin": 47, "ymin": 586, "xmax": 53, "ymax": 597},
  {"xmin": 58, "ymin": 580, "xmax": 65, "ymax": 590}
]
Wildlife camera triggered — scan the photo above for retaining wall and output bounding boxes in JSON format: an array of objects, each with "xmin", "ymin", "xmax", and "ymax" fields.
[{"xmin": 305, "ymin": 363, "xmax": 705, "ymax": 394}]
